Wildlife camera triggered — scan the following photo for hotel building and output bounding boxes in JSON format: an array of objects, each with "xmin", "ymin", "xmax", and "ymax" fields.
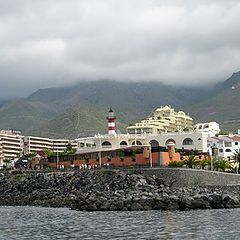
[
  {"xmin": 0, "ymin": 130, "xmax": 24, "ymax": 167},
  {"xmin": 23, "ymin": 136, "xmax": 77, "ymax": 155},
  {"xmin": 127, "ymin": 106, "xmax": 193, "ymax": 134}
]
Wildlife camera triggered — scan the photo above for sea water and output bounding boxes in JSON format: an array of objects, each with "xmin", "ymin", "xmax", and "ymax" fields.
[{"xmin": 0, "ymin": 206, "xmax": 240, "ymax": 240}]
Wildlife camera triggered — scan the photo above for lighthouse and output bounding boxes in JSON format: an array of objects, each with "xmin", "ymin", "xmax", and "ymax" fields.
[{"xmin": 107, "ymin": 108, "xmax": 116, "ymax": 135}]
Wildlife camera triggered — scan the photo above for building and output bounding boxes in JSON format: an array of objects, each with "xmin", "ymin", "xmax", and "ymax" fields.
[
  {"xmin": 208, "ymin": 134, "xmax": 240, "ymax": 160},
  {"xmin": 76, "ymin": 132, "xmax": 208, "ymax": 153},
  {"xmin": 49, "ymin": 131, "xmax": 208, "ymax": 169},
  {"xmin": 23, "ymin": 136, "xmax": 77, "ymax": 155},
  {"xmin": 194, "ymin": 122, "xmax": 220, "ymax": 137},
  {"xmin": 127, "ymin": 106, "xmax": 193, "ymax": 134},
  {"xmin": 0, "ymin": 130, "xmax": 24, "ymax": 168}
]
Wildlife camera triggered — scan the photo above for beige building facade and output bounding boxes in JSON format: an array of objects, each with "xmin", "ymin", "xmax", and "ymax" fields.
[
  {"xmin": 0, "ymin": 130, "xmax": 24, "ymax": 167},
  {"xmin": 23, "ymin": 136, "xmax": 77, "ymax": 154},
  {"xmin": 127, "ymin": 106, "xmax": 193, "ymax": 134}
]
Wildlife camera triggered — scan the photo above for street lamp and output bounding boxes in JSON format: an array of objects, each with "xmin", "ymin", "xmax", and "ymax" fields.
[{"xmin": 56, "ymin": 146, "xmax": 59, "ymax": 170}]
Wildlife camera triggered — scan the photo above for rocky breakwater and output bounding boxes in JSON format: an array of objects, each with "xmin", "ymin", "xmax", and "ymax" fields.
[{"xmin": 1, "ymin": 170, "xmax": 240, "ymax": 211}]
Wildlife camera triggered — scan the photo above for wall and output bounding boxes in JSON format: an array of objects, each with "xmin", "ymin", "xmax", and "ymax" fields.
[{"xmin": 142, "ymin": 168, "xmax": 240, "ymax": 187}]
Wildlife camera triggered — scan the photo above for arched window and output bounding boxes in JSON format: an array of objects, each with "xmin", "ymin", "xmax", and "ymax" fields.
[
  {"xmin": 132, "ymin": 140, "xmax": 142, "ymax": 145},
  {"xmin": 102, "ymin": 141, "xmax": 112, "ymax": 148},
  {"xmin": 149, "ymin": 140, "xmax": 159, "ymax": 147},
  {"xmin": 225, "ymin": 148, "xmax": 231, "ymax": 152},
  {"xmin": 165, "ymin": 139, "xmax": 176, "ymax": 146},
  {"xmin": 183, "ymin": 138, "xmax": 193, "ymax": 145},
  {"xmin": 120, "ymin": 141, "xmax": 127, "ymax": 146}
]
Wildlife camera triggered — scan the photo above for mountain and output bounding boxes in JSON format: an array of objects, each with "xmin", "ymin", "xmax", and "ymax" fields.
[
  {"xmin": 186, "ymin": 71, "xmax": 240, "ymax": 132},
  {"xmin": 27, "ymin": 105, "xmax": 133, "ymax": 139},
  {"xmin": 27, "ymin": 80, "xmax": 208, "ymax": 109},
  {"xmin": 0, "ymin": 80, "xmax": 209, "ymax": 137},
  {"xmin": 0, "ymin": 72, "xmax": 240, "ymax": 138}
]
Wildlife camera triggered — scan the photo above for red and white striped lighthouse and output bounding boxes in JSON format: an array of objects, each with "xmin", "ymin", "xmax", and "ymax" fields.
[{"xmin": 107, "ymin": 108, "xmax": 116, "ymax": 135}]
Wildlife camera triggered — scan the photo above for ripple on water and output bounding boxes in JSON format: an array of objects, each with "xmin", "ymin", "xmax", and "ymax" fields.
[{"xmin": 0, "ymin": 206, "xmax": 240, "ymax": 240}]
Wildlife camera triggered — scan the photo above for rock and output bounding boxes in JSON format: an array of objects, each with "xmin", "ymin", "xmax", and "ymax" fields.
[
  {"xmin": 223, "ymin": 194, "xmax": 240, "ymax": 208},
  {"xmin": 190, "ymin": 199, "xmax": 211, "ymax": 209},
  {"xmin": 131, "ymin": 202, "xmax": 144, "ymax": 211},
  {"xmin": 100, "ymin": 201, "xmax": 111, "ymax": 211},
  {"xmin": 109, "ymin": 204, "xmax": 118, "ymax": 211},
  {"xmin": 1, "ymin": 171, "xmax": 240, "ymax": 211}
]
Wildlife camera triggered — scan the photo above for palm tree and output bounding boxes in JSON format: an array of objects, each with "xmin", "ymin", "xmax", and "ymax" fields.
[
  {"xmin": 184, "ymin": 154, "xmax": 199, "ymax": 168},
  {"xmin": 3, "ymin": 159, "xmax": 11, "ymax": 170},
  {"xmin": 213, "ymin": 158, "xmax": 233, "ymax": 172},
  {"xmin": 233, "ymin": 150, "xmax": 240, "ymax": 173},
  {"xmin": 199, "ymin": 159, "xmax": 211, "ymax": 170}
]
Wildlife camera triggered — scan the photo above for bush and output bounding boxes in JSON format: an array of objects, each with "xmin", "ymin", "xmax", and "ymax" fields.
[{"xmin": 168, "ymin": 160, "xmax": 184, "ymax": 168}]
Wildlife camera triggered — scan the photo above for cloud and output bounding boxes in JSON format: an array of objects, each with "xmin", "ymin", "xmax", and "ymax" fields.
[{"xmin": 0, "ymin": 0, "xmax": 240, "ymax": 98}]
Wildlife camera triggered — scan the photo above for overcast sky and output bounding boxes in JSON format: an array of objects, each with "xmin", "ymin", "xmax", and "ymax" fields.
[{"xmin": 1, "ymin": 0, "xmax": 240, "ymax": 98}]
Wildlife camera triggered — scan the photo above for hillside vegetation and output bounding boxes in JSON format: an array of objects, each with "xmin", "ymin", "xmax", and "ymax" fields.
[{"xmin": 0, "ymin": 72, "xmax": 240, "ymax": 138}]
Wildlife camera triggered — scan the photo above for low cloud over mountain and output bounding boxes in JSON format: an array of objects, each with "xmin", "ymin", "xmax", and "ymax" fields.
[{"xmin": 1, "ymin": 0, "xmax": 240, "ymax": 97}]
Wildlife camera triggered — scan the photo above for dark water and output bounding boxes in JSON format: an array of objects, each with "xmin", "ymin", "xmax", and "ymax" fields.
[{"xmin": 0, "ymin": 207, "xmax": 240, "ymax": 240}]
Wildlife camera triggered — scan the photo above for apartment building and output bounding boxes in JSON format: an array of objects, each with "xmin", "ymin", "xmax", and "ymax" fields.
[
  {"xmin": 194, "ymin": 122, "xmax": 220, "ymax": 137},
  {"xmin": 208, "ymin": 134, "xmax": 240, "ymax": 159},
  {"xmin": 23, "ymin": 136, "xmax": 77, "ymax": 154},
  {"xmin": 0, "ymin": 130, "xmax": 24, "ymax": 167},
  {"xmin": 127, "ymin": 106, "xmax": 193, "ymax": 134}
]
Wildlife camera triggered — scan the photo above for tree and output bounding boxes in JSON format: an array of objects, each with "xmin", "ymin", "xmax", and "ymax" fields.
[
  {"xmin": 64, "ymin": 143, "xmax": 76, "ymax": 155},
  {"xmin": 3, "ymin": 159, "xmax": 11, "ymax": 170},
  {"xmin": 213, "ymin": 158, "xmax": 233, "ymax": 172},
  {"xmin": 217, "ymin": 130, "xmax": 229, "ymax": 136},
  {"xmin": 199, "ymin": 159, "xmax": 211, "ymax": 169},
  {"xmin": 233, "ymin": 150, "xmax": 240, "ymax": 173},
  {"xmin": 184, "ymin": 154, "xmax": 199, "ymax": 168}
]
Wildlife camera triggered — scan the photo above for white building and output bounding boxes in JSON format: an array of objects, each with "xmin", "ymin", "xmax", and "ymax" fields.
[
  {"xmin": 23, "ymin": 136, "xmax": 77, "ymax": 154},
  {"xmin": 194, "ymin": 122, "xmax": 220, "ymax": 137},
  {"xmin": 0, "ymin": 130, "xmax": 24, "ymax": 168},
  {"xmin": 208, "ymin": 134, "xmax": 240, "ymax": 160},
  {"xmin": 76, "ymin": 132, "xmax": 208, "ymax": 154}
]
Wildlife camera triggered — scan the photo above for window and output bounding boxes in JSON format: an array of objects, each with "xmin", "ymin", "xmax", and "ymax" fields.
[
  {"xmin": 165, "ymin": 139, "xmax": 176, "ymax": 146},
  {"xmin": 235, "ymin": 142, "xmax": 239, "ymax": 145},
  {"xmin": 149, "ymin": 140, "xmax": 159, "ymax": 147},
  {"xmin": 102, "ymin": 141, "xmax": 112, "ymax": 148},
  {"xmin": 120, "ymin": 141, "xmax": 127, "ymax": 146},
  {"xmin": 225, "ymin": 149, "xmax": 231, "ymax": 152},
  {"xmin": 219, "ymin": 149, "xmax": 223, "ymax": 153},
  {"xmin": 183, "ymin": 138, "xmax": 193, "ymax": 145},
  {"xmin": 132, "ymin": 141, "xmax": 142, "ymax": 145}
]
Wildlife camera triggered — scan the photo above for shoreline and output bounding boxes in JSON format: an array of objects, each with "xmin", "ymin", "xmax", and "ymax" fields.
[{"xmin": 1, "ymin": 170, "xmax": 240, "ymax": 211}]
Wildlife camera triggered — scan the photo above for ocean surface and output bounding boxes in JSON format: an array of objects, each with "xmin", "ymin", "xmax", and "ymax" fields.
[{"xmin": 0, "ymin": 206, "xmax": 240, "ymax": 240}]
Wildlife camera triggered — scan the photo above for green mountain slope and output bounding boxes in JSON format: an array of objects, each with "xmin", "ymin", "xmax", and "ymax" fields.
[
  {"xmin": 1, "ymin": 72, "xmax": 240, "ymax": 138},
  {"xmin": 0, "ymin": 80, "xmax": 210, "ymax": 136},
  {"xmin": 0, "ymin": 99, "xmax": 58, "ymax": 131},
  {"xmin": 27, "ymin": 80, "xmax": 209, "ymax": 109},
  {"xmin": 187, "ymin": 71, "xmax": 240, "ymax": 132},
  {"xmin": 27, "ymin": 105, "xmax": 137, "ymax": 138}
]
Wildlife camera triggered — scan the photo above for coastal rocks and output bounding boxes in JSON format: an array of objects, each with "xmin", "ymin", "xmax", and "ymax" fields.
[{"xmin": 1, "ymin": 170, "xmax": 240, "ymax": 211}]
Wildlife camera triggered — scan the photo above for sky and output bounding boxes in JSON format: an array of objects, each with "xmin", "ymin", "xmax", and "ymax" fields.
[{"xmin": 1, "ymin": 0, "xmax": 240, "ymax": 98}]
